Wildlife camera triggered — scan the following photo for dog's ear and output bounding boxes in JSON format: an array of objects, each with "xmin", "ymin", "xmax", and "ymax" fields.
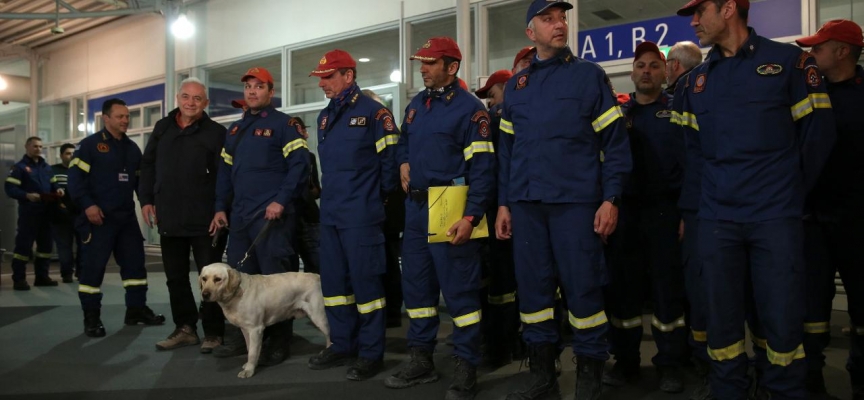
[{"xmin": 223, "ymin": 267, "xmax": 242, "ymax": 301}]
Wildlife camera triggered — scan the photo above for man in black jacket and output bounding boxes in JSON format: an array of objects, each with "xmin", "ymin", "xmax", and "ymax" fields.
[{"xmin": 139, "ymin": 78, "xmax": 227, "ymax": 352}]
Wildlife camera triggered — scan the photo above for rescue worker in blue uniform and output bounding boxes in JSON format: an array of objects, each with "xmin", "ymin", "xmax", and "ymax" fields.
[
  {"xmin": 497, "ymin": 2, "xmax": 631, "ymax": 399},
  {"xmin": 603, "ymin": 42, "xmax": 688, "ymax": 394},
  {"xmin": 796, "ymin": 19, "xmax": 864, "ymax": 400},
  {"xmin": 672, "ymin": 1, "xmax": 836, "ymax": 398},
  {"xmin": 384, "ymin": 37, "xmax": 494, "ymax": 400},
  {"xmin": 210, "ymin": 67, "xmax": 310, "ymax": 366},
  {"xmin": 51, "ymin": 143, "xmax": 82, "ymax": 283},
  {"xmin": 68, "ymin": 98, "xmax": 165, "ymax": 337},
  {"xmin": 474, "ymin": 69, "xmax": 520, "ymax": 368},
  {"xmin": 4, "ymin": 136, "xmax": 60, "ymax": 290},
  {"xmin": 305, "ymin": 49, "xmax": 399, "ymax": 381}
]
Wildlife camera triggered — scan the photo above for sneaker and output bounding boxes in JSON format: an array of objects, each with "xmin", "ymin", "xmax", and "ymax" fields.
[
  {"xmin": 200, "ymin": 336, "xmax": 222, "ymax": 354},
  {"xmin": 308, "ymin": 347, "xmax": 352, "ymax": 370},
  {"xmin": 124, "ymin": 306, "xmax": 166, "ymax": 326},
  {"xmin": 445, "ymin": 356, "xmax": 478, "ymax": 400},
  {"xmin": 155, "ymin": 325, "xmax": 200, "ymax": 350},
  {"xmin": 659, "ymin": 366, "xmax": 684, "ymax": 393},
  {"xmin": 384, "ymin": 347, "xmax": 439, "ymax": 389},
  {"xmin": 33, "ymin": 277, "xmax": 58, "ymax": 287},
  {"xmin": 346, "ymin": 357, "xmax": 384, "ymax": 381},
  {"xmin": 13, "ymin": 280, "xmax": 30, "ymax": 291}
]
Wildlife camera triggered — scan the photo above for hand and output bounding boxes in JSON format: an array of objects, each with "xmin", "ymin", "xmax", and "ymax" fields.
[
  {"xmin": 141, "ymin": 204, "xmax": 157, "ymax": 228},
  {"xmin": 85, "ymin": 205, "xmax": 105, "ymax": 225},
  {"xmin": 25, "ymin": 193, "xmax": 40, "ymax": 202},
  {"xmin": 447, "ymin": 218, "xmax": 474, "ymax": 245},
  {"xmin": 56, "ymin": 189, "xmax": 65, "ymax": 197},
  {"xmin": 593, "ymin": 201, "xmax": 618, "ymax": 243},
  {"xmin": 265, "ymin": 202, "xmax": 284, "ymax": 220},
  {"xmin": 209, "ymin": 211, "xmax": 228, "ymax": 235},
  {"xmin": 678, "ymin": 219, "xmax": 685, "ymax": 242},
  {"xmin": 400, "ymin": 163, "xmax": 411, "ymax": 193},
  {"xmin": 495, "ymin": 206, "xmax": 512, "ymax": 240}
]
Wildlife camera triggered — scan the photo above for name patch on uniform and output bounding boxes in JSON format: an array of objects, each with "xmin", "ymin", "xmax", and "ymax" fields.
[
  {"xmin": 406, "ymin": 109, "xmax": 416, "ymax": 124},
  {"xmin": 349, "ymin": 116, "xmax": 368, "ymax": 127},
  {"xmin": 118, "ymin": 173, "xmax": 129, "ymax": 182},
  {"xmin": 655, "ymin": 110, "xmax": 672, "ymax": 118},
  {"xmin": 97, "ymin": 143, "xmax": 110, "ymax": 153},
  {"xmin": 806, "ymin": 66, "xmax": 822, "ymax": 88},
  {"xmin": 254, "ymin": 129, "xmax": 263, "ymax": 136},
  {"xmin": 693, "ymin": 73, "xmax": 707, "ymax": 94},
  {"xmin": 472, "ymin": 110, "xmax": 491, "ymax": 139},
  {"xmin": 230, "ymin": 126, "xmax": 239, "ymax": 135},
  {"xmin": 515, "ymin": 75, "xmax": 529, "ymax": 91},
  {"xmin": 756, "ymin": 64, "xmax": 783, "ymax": 75},
  {"xmin": 319, "ymin": 116, "xmax": 328, "ymax": 130}
]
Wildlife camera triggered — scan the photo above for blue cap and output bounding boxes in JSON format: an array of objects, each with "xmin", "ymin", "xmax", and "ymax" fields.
[{"xmin": 526, "ymin": 0, "xmax": 573, "ymax": 26}]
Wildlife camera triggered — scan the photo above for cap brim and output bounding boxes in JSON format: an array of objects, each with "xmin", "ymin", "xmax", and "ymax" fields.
[
  {"xmin": 474, "ymin": 86, "xmax": 491, "ymax": 99},
  {"xmin": 537, "ymin": 2, "xmax": 574, "ymax": 15},
  {"xmin": 309, "ymin": 69, "xmax": 337, "ymax": 77},
  {"xmin": 410, "ymin": 51, "xmax": 438, "ymax": 62},
  {"xmin": 795, "ymin": 34, "xmax": 829, "ymax": 47},
  {"xmin": 676, "ymin": 0, "xmax": 704, "ymax": 16}
]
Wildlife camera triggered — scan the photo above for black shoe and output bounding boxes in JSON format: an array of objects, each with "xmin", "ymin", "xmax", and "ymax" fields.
[
  {"xmin": 258, "ymin": 342, "xmax": 289, "ymax": 367},
  {"xmin": 33, "ymin": 277, "xmax": 58, "ymax": 287},
  {"xmin": 750, "ymin": 386, "xmax": 771, "ymax": 400},
  {"xmin": 13, "ymin": 280, "xmax": 30, "ymax": 291},
  {"xmin": 689, "ymin": 376, "xmax": 712, "ymax": 400},
  {"xmin": 213, "ymin": 328, "xmax": 247, "ymax": 358},
  {"xmin": 346, "ymin": 357, "xmax": 384, "ymax": 381},
  {"xmin": 445, "ymin": 356, "xmax": 478, "ymax": 400},
  {"xmin": 62, "ymin": 275, "xmax": 74, "ymax": 283},
  {"xmin": 308, "ymin": 347, "xmax": 352, "ymax": 370},
  {"xmin": 84, "ymin": 310, "xmax": 106, "ymax": 338},
  {"xmin": 601, "ymin": 361, "xmax": 639, "ymax": 387},
  {"xmin": 575, "ymin": 356, "xmax": 604, "ymax": 400},
  {"xmin": 384, "ymin": 347, "xmax": 439, "ymax": 389},
  {"xmin": 481, "ymin": 341, "xmax": 513, "ymax": 369},
  {"xmin": 124, "ymin": 306, "xmax": 165, "ymax": 326},
  {"xmin": 506, "ymin": 343, "xmax": 560, "ymax": 400},
  {"xmin": 659, "ymin": 366, "xmax": 684, "ymax": 393}
]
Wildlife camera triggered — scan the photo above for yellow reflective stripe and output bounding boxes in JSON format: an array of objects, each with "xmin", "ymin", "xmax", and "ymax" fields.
[
  {"xmin": 804, "ymin": 321, "xmax": 829, "ymax": 334},
  {"xmin": 375, "ymin": 134, "xmax": 400, "ymax": 153},
  {"xmin": 220, "ymin": 148, "xmax": 234, "ymax": 165},
  {"xmin": 12, "ymin": 253, "xmax": 29, "ymax": 261},
  {"xmin": 751, "ymin": 331, "xmax": 767, "ymax": 349},
  {"xmin": 810, "ymin": 93, "xmax": 831, "ymax": 109},
  {"xmin": 790, "ymin": 93, "xmax": 830, "ymax": 122},
  {"xmin": 610, "ymin": 316, "xmax": 642, "ymax": 329},
  {"xmin": 407, "ymin": 307, "xmax": 438, "ymax": 319},
  {"xmin": 5, "ymin": 177, "xmax": 22, "ymax": 186},
  {"xmin": 72, "ymin": 158, "xmax": 91, "ymax": 173},
  {"xmin": 708, "ymin": 340, "xmax": 745, "ymax": 361},
  {"xmin": 488, "ymin": 291, "xmax": 516, "ymax": 305},
  {"xmin": 78, "ymin": 284, "xmax": 101, "ymax": 294},
  {"xmin": 767, "ymin": 344, "xmax": 805, "ymax": 367},
  {"xmin": 282, "ymin": 138, "xmax": 308, "ymax": 158},
  {"xmin": 50, "ymin": 176, "xmax": 58, "ymax": 183},
  {"xmin": 671, "ymin": 111, "xmax": 700, "ymax": 131},
  {"xmin": 570, "ymin": 310, "xmax": 608, "ymax": 330},
  {"xmin": 122, "ymin": 279, "xmax": 148, "ymax": 287},
  {"xmin": 463, "ymin": 141, "xmax": 495, "ymax": 161},
  {"xmin": 670, "ymin": 111, "xmax": 684, "ymax": 125},
  {"xmin": 324, "ymin": 295, "xmax": 356, "ymax": 307},
  {"xmin": 357, "ymin": 298, "xmax": 386, "ymax": 314},
  {"xmin": 652, "ymin": 315, "xmax": 686, "ymax": 332},
  {"xmin": 521, "ymin": 308, "xmax": 555, "ymax": 324},
  {"xmin": 500, "ymin": 118, "xmax": 514, "ymax": 135},
  {"xmin": 692, "ymin": 330, "xmax": 707, "ymax": 342},
  {"xmin": 453, "ymin": 310, "xmax": 481, "ymax": 327},
  {"xmin": 591, "ymin": 105, "xmax": 624, "ymax": 132},
  {"xmin": 34, "ymin": 252, "xmax": 52, "ymax": 259}
]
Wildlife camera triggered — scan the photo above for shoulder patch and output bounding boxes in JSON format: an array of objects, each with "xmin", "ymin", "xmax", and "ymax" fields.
[
  {"xmin": 471, "ymin": 110, "xmax": 490, "ymax": 123},
  {"xmin": 472, "ymin": 110, "xmax": 491, "ymax": 139},
  {"xmin": 319, "ymin": 116, "xmax": 328, "ymax": 130},
  {"xmin": 515, "ymin": 75, "xmax": 529, "ymax": 91},
  {"xmin": 374, "ymin": 108, "xmax": 391, "ymax": 121},
  {"xmin": 406, "ymin": 109, "xmax": 416, "ymax": 124},
  {"xmin": 796, "ymin": 51, "xmax": 812, "ymax": 69},
  {"xmin": 288, "ymin": 117, "xmax": 308, "ymax": 138},
  {"xmin": 806, "ymin": 66, "xmax": 822, "ymax": 88}
]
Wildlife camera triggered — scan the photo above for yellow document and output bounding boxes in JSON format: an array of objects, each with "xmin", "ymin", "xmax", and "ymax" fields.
[{"xmin": 427, "ymin": 186, "xmax": 489, "ymax": 243}]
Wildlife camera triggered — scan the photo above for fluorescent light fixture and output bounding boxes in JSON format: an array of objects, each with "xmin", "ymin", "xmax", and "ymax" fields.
[
  {"xmin": 0, "ymin": 75, "xmax": 7, "ymax": 91},
  {"xmin": 358, "ymin": 58, "xmax": 371, "ymax": 63},
  {"xmin": 171, "ymin": 14, "xmax": 195, "ymax": 39},
  {"xmin": 389, "ymin": 70, "xmax": 401, "ymax": 83}
]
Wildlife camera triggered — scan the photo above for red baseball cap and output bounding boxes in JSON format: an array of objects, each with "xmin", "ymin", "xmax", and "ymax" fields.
[
  {"xmin": 241, "ymin": 67, "xmax": 274, "ymax": 85},
  {"xmin": 230, "ymin": 99, "xmax": 247, "ymax": 109},
  {"xmin": 796, "ymin": 19, "xmax": 864, "ymax": 47},
  {"xmin": 634, "ymin": 41, "xmax": 666, "ymax": 63},
  {"xmin": 309, "ymin": 49, "xmax": 357, "ymax": 77},
  {"xmin": 677, "ymin": 0, "xmax": 749, "ymax": 16},
  {"xmin": 475, "ymin": 70, "xmax": 513, "ymax": 99},
  {"xmin": 513, "ymin": 46, "xmax": 536, "ymax": 68},
  {"xmin": 411, "ymin": 37, "xmax": 462, "ymax": 62}
]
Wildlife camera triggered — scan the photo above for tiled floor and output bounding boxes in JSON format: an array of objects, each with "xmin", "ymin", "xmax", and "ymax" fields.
[{"xmin": 0, "ymin": 258, "xmax": 855, "ymax": 400}]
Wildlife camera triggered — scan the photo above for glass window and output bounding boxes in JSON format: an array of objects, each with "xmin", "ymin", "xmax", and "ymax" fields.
[
  {"xmin": 819, "ymin": 0, "xmax": 864, "ymax": 25},
  {"xmin": 144, "ymin": 104, "xmax": 162, "ymax": 127},
  {"xmin": 0, "ymin": 107, "xmax": 28, "ymax": 129},
  {"xmin": 409, "ymin": 13, "xmax": 475, "ymax": 91},
  {"xmin": 488, "ymin": 2, "xmax": 534, "ymax": 73},
  {"xmin": 36, "ymin": 102, "xmax": 71, "ymax": 143},
  {"xmin": 290, "ymin": 28, "xmax": 400, "ymax": 106},
  {"xmin": 129, "ymin": 108, "xmax": 142, "ymax": 130},
  {"xmin": 207, "ymin": 53, "xmax": 283, "ymax": 118},
  {"xmin": 75, "ymin": 97, "xmax": 86, "ymax": 138}
]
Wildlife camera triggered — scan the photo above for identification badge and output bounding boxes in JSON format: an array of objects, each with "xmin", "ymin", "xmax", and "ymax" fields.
[{"xmin": 118, "ymin": 173, "xmax": 129, "ymax": 182}]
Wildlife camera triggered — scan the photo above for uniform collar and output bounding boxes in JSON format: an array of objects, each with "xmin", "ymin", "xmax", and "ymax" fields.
[
  {"xmin": 424, "ymin": 79, "xmax": 460, "ymax": 106},
  {"xmin": 330, "ymin": 83, "xmax": 361, "ymax": 110},
  {"xmin": 707, "ymin": 27, "xmax": 760, "ymax": 62},
  {"xmin": 243, "ymin": 104, "xmax": 276, "ymax": 120},
  {"xmin": 829, "ymin": 65, "xmax": 864, "ymax": 87},
  {"xmin": 20, "ymin": 155, "xmax": 45, "ymax": 166},
  {"xmin": 627, "ymin": 91, "xmax": 669, "ymax": 107},
  {"xmin": 100, "ymin": 129, "xmax": 128, "ymax": 142},
  {"xmin": 531, "ymin": 46, "xmax": 576, "ymax": 70}
]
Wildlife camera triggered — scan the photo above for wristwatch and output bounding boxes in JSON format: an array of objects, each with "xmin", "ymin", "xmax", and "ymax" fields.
[
  {"xmin": 463, "ymin": 215, "xmax": 481, "ymax": 227},
  {"xmin": 605, "ymin": 196, "xmax": 620, "ymax": 207}
]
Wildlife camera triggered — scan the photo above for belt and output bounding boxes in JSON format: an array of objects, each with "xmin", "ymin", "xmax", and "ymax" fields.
[{"xmin": 408, "ymin": 188, "xmax": 428, "ymax": 203}]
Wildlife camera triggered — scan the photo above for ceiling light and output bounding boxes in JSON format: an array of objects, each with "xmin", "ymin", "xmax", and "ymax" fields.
[
  {"xmin": 389, "ymin": 70, "xmax": 401, "ymax": 83},
  {"xmin": 0, "ymin": 76, "xmax": 7, "ymax": 91},
  {"xmin": 171, "ymin": 14, "xmax": 195, "ymax": 39},
  {"xmin": 358, "ymin": 58, "xmax": 371, "ymax": 63}
]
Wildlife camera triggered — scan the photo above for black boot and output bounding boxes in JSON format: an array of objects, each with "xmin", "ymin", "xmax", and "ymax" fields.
[
  {"xmin": 83, "ymin": 309, "xmax": 106, "ymax": 337},
  {"xmin": 213, "ymin": 325, "xmax": 247, "ymax": 358},
  {"xmin": 259, "ymin": 320, "xmax": 292, "ymax": 367},
  {"xmin": 689, "ymin": 358, "xmax": 712, "ymax": 400},
  {"xmin": 308, "ymin": 347, "xmax": 352, "ymax": 370},
  {"xmin": 124, "ymin": 306, "xmax": 165, "ymax": 325},
  {"xmin": 505, "ymin": 343, "xmax": 560, "ymax": 400},
  {"xmin": 575, "ymin": 356, "xmax": 604, "ymax": 400},
  {"xmin": 445, "ymin": 356, "xmax": 478, "ymax": 400},
  {"xmin": 384, "ymin": 347, "xmax": 439, "ymax": 389},
  {"xmin": 601, "ymin": 360, "xmax": 639, "ymax": 387}
]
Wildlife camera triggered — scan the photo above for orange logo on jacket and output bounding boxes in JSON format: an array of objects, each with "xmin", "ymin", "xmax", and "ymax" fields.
[{"xmin": 97, "ymin": 143, "xmax": 110, "ymax": 153}]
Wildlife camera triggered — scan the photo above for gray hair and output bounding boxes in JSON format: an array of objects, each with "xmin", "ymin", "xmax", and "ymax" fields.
[
  {"xmin": 177, "ymin": 77, "xmax": 208, "ymax": 99},
  {"xmin": 668, "ymin": 41, "xmax": 703, "ymax": 71}
]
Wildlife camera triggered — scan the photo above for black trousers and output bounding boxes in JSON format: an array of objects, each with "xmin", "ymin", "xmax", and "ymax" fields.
[{"xmin": 161, "ymin": 235, "xmax": 225, "ymax": 336}]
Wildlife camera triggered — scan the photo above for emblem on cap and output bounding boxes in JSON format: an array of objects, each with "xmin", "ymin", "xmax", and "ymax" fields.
[
  {"xmin": 249, "ymin": 68, "xmax": 259, "ymax": 73},
  {"xmin": 423, "ymin": 40, "xmax": 432, "ymax": 49},
  {"xmin": 319, "ymin": 56, "xmax": 327, "ymax": 65},
  {"xmin": 756, "ymin": 64, "xmax": 783, "ymax": 75}
]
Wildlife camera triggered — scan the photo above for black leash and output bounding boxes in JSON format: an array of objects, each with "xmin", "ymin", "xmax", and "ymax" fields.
[{"xmin": 238, "ymin": 218, "xmax": 275, "ymax": 268}]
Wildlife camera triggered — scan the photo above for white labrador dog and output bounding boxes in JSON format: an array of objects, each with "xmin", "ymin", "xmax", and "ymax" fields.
[{"xmin": 199, "ymin": 263, "xmax": 330, "ymax": 378}]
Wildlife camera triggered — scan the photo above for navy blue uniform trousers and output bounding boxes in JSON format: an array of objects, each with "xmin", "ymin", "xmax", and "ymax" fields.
[
  {"xmin": 700, "ymin": 218, "xmax": 806, "ymax": 399},
  {"xmin": 77, "ymin": 216, "xmax": 147, "ymax": 310},
  {"xmin": 401, "ymin": 198, "xmax": 483, "ymax": 366},
  {"xmin": 682, "ymin": 211, "xmax": 709, "ymax": 363},
  {"xmin": 11, "ymin": 211, "xmax": 53, "ymax": 282},
  {"xmin": 510, "ymin": 202, "xmax": 609, "ymax": 360},
  {"xmin": 226, "ymin": 214, "xmax": 294, "ymax": 275}
]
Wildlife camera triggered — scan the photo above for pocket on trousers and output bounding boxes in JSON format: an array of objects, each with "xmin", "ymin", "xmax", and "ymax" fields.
[
  {"xmin": 359, "ymin": 231, "xmax": 386, "ymax": 276},
  {"xmin": 447, "ymin": 240, "xmax": 482, "ymax": 289}
]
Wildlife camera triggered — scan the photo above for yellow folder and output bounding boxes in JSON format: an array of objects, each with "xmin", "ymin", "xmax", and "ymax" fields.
[{"xmin": 427, "ymin": 186, "xmax": 489, "ymax": 243}]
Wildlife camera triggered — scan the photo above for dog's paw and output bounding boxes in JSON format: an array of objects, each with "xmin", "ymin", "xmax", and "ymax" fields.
[{"xmin": 237, "ymin": 368, "xmax": 256, "ymax": 378}]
